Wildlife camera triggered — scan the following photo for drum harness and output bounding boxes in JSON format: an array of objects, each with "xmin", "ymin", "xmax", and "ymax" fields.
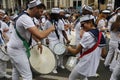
[{"xmin": 14, "ymin": 12, "xmax": 32, "ymax": 58}]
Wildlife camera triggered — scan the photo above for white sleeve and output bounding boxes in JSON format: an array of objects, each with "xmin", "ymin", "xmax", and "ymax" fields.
[
  {"xmin": 79, "ymin": 32, "xmax": 94, "ymax": 48},
  {"xmin": 97, "ymin": 20, "xmax": 106, "ymax": 29},
  {"xmin": 44, "ymin": 21, "xmax": 51, "ymax": 30},
  {"xmin": 18, "ymin": 15, "xmax": 35, "ymax": 29},
  {"xmin": 58, "ymin": 20, "xmax": 65, "ymax": 30},
  {"xmin": 1, "ymin": 22, "xmax": 9, "ymax": 32},
  {"xmin": 107, "ymin": 15, "xmax": 117, "ymax": 31}
]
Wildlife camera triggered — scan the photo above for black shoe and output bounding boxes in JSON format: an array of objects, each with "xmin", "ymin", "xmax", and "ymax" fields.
[{"xmin": 0, "ymin": 77, "xmax": 11, "ymax": 80}]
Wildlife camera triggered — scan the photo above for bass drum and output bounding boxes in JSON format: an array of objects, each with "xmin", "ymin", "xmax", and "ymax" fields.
[{"xmin": 29, "ymin": 45, "xmax": 57, "ymax": 74}]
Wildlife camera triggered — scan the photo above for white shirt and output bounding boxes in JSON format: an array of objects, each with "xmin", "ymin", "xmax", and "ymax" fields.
[
  {"xmin": 0, "ymin": 20, "xmax": 6, "ymax": 45},
  {"xmin": 97, "ymin": 19, "xmax": 107, "ymax": 31},
  {"xmin": 77, "ymin": 32, "xmax": 102, "ymax": 77},
  {"xmin": 108, "ymin": 14, "xmax": 117, "ymax": 30},
  {"xmin": 44, "ymin": 20, "xmax": 58, "ymax": 41},
  {"xmin": 75, "ymin": 22, "xmax": 81, "ymax": 46},
  {"xmin": 7, "ymin": 14, "xmax": 35, "ymax": 48},
  {"xmin": 58, "ymin": 19, "xmax": 65, "ymax": 43}
]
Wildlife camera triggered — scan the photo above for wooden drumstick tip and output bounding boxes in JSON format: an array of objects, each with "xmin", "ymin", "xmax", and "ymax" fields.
[{"xmin": 37, "ymin": 41, "xmax": 41, "ymax": 45}]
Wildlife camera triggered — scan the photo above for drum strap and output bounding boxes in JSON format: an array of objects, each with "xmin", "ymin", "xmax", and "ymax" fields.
[
  {"xmin": 79, "ymin": 32, "xmax": 102, "ymax": 58},
  {"xmin": 51, "ymin": 20, "xmax": 59, "ymax": 39}
]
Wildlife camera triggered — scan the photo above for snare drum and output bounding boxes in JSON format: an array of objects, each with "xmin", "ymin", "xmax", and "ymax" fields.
[
  {"xmin": 29, "ymin": 45, "xmax": 57, "ymax": 74},
  {"xmin": 0, "ymin": 45, "xmax": 10, "ymax": 61},
  {"xmin": 65, "ymin": 56, "xmax": 78, "ymax": 71},
  {"xmin": 53, "ymin": 42, "xmax": 66, "ymax": 55}
]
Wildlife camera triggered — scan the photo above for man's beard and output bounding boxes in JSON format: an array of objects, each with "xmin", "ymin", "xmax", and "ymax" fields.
[{"xmin": 35, "ymin": 15, "xmax": 41, "ymax": 19}]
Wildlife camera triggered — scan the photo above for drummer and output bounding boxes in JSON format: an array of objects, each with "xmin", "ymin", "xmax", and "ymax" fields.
[
  {"xmin": 67, "ymin": 15, "xmax": 106, "ymax": 80},
  {"xmin": 6, "ymin": 0, "xmax": 55, "ymax": 80},
  {"xmin": 0, "ymin": 9, "xmax": 12, "ymax": 79},
  {"xmin": 43, "ymin": 8, "xmax": 60, "ymax": 73}
]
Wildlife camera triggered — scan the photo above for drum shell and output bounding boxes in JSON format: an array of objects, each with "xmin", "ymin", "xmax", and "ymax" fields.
[{"xmin": 65, "ymin": 56, "xmax": 78, "ymax": 71}]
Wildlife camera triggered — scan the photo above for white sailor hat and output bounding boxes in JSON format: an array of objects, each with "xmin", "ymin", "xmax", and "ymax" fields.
[
  {"xmin": 28, "ymin": 0, "xmax": 41, "ymax": 8},
  {"xmin": 80, "ymin": 15, "xmax": 94, "ymax": 22},
  {"xmin": 94, "ymin": 9, "xmax": 99, "ymax": 13},
  {"xmin": 65, "ymin": 14, "xmax": 71, "ymax": 17},
  {"xmin": 11, "ymin": 14, "xmax": 18, "ymax": 20},
  {"xmin": 115, "ymin": 7, "xmax": 120, "ymax": 12},
  {"xmin": 102, "ymin": 10, "xmax": 111, "ymax": 14},
  {"xmin": 118, "ymin": 13, "xmax": 120, "ymax": 16},
  {"xmin": 3, "ymin": 15, "xmax": 7, "ymax": 19},
  {"xmin": 51, "ymin": 8, "xmax": 60, "ymax": 14},
  {"xmin": 82, "ymin": 5, "xmax": 93, "ymax": 12},
  {"xmin": 59, "ymin": 9, "xmax": 65, "ymax": 13},
  {"xmin": 0, "ymin": 9, "xmax": 5, "ymax": 14}
]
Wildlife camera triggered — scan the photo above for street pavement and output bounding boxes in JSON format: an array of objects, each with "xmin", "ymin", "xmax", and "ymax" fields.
[{"xmin": 7, "ymin": 55, "xmax": 112, "ymax": 80}]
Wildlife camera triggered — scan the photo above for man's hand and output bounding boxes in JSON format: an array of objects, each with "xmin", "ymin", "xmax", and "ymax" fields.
[
  {"xmin": 66, "ymin": 39, "xmax": 70, "ymax": 44},
  {"xmin": 49, "ymin": 25, "xmax": 55, "ymax": 32},
  {"xmin": 37, "ymin": 42, "xmax": 42, "ymax": 54}
]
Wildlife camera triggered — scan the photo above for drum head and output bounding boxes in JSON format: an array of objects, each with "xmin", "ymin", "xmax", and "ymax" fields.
[
  {"xmin": 29, "ymin": 45, "xmax": 56, "ymax": 74},
  {"xmin": 53, "ymin": 43, "xmax": 66, "ymax": 55}
]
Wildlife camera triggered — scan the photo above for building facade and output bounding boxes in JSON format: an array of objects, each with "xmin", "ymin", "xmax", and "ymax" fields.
[{"xmin": 0, "ymin": 0, "xmax": 117, "ymax": 15}]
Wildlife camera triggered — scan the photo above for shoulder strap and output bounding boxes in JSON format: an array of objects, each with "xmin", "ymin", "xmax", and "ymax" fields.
[
  {"xmin": 51, "ymin": 20, "xmax": 59, "ymax": 39},
  {"xmin": 79, "ymin": 32, "xmax": 102, "ymax": 58}
]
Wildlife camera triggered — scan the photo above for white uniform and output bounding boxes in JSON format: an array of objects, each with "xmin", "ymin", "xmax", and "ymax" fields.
[
  {"xmin": 0, "ymin": 20, "xmax": 7, "ymax": 78},
  {"xmin": 44, "ymin": 20, "xmax": 59, "ymax": 50},
  {"xmin": 5, "ymin": 21, "xmax": 14, "ymax": 38},
  {"xmin": 0, "ymin": 20, "xmax": 11, "ymax": 78},
  {"xmin": 107, "ymin": 14, "xmax": 117, "ymax": 31},
  {"xmin": 44, "ymin": 20, "xmax": 60, "ymax": 73},
  {"xmin": 74, "ymin": 22, "xmax": 81, "ymax": 57},
  {"xmin": 110, "ymin": 48, "xmax": 120, "ymax": 80},
  {"xmin": 69, "ymin": 32, "xmax": 102, "ymax": 80},
  {"xmin": 58, "ymin": 19, "xmax": 66, "ymax": 44},
  {"xmin": 104, "ymin": 32, "xmax": 120, "ymax": 70},
  {"xmin": 7, "ymin": 14, "xmax": 35, "ymax": 80},
  {"xmin": 104, "ymin": 14, "xmax": 120, "ymax": 70},
  {"xmin": 53, "ymin": 19, "xmax": 66, "ymax": 69},
  {"xmin": 75, "ymin": 22, "xmax": 81, "ymax": 46},
  {"xmin": 97, "ymin": 19, "xmax": 107, "ymax": 32}
]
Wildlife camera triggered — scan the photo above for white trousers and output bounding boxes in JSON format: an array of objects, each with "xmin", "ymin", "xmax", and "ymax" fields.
[
  {"xmin": 69, "ymin": 64, "xmax": 88, "ymax": 80},
  {"xmin": 110, "ymin": 62, "xmax": 120, "ymax": 80},
  {"xmin": 104, "ymin": 41, "xmax": 118, "ymax": 66},
  {"xmin": 7, "ymin": 47, "xmax": 32, "ymax": 80},
  {"xmin": 0, "ymin": 60, "xmax": 7, "ymax": 78}
]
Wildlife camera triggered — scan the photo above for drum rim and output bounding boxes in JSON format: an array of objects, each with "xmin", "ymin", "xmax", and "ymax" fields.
[{"xmin": 29, "ymin": 44, "xmax": 57, "ymax": 74}]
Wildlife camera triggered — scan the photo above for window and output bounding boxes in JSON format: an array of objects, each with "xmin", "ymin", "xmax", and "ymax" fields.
[
  {"xmin": 73, "ymin": 0, "xmax": 81, "ymax": 8},
  {"xmin": 46, "ymin": 0, "xmax": 54, "ymax": 9},
  {"xmin": 0, "ymin": 0, "xmax": 3, "ymax": 8}
]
